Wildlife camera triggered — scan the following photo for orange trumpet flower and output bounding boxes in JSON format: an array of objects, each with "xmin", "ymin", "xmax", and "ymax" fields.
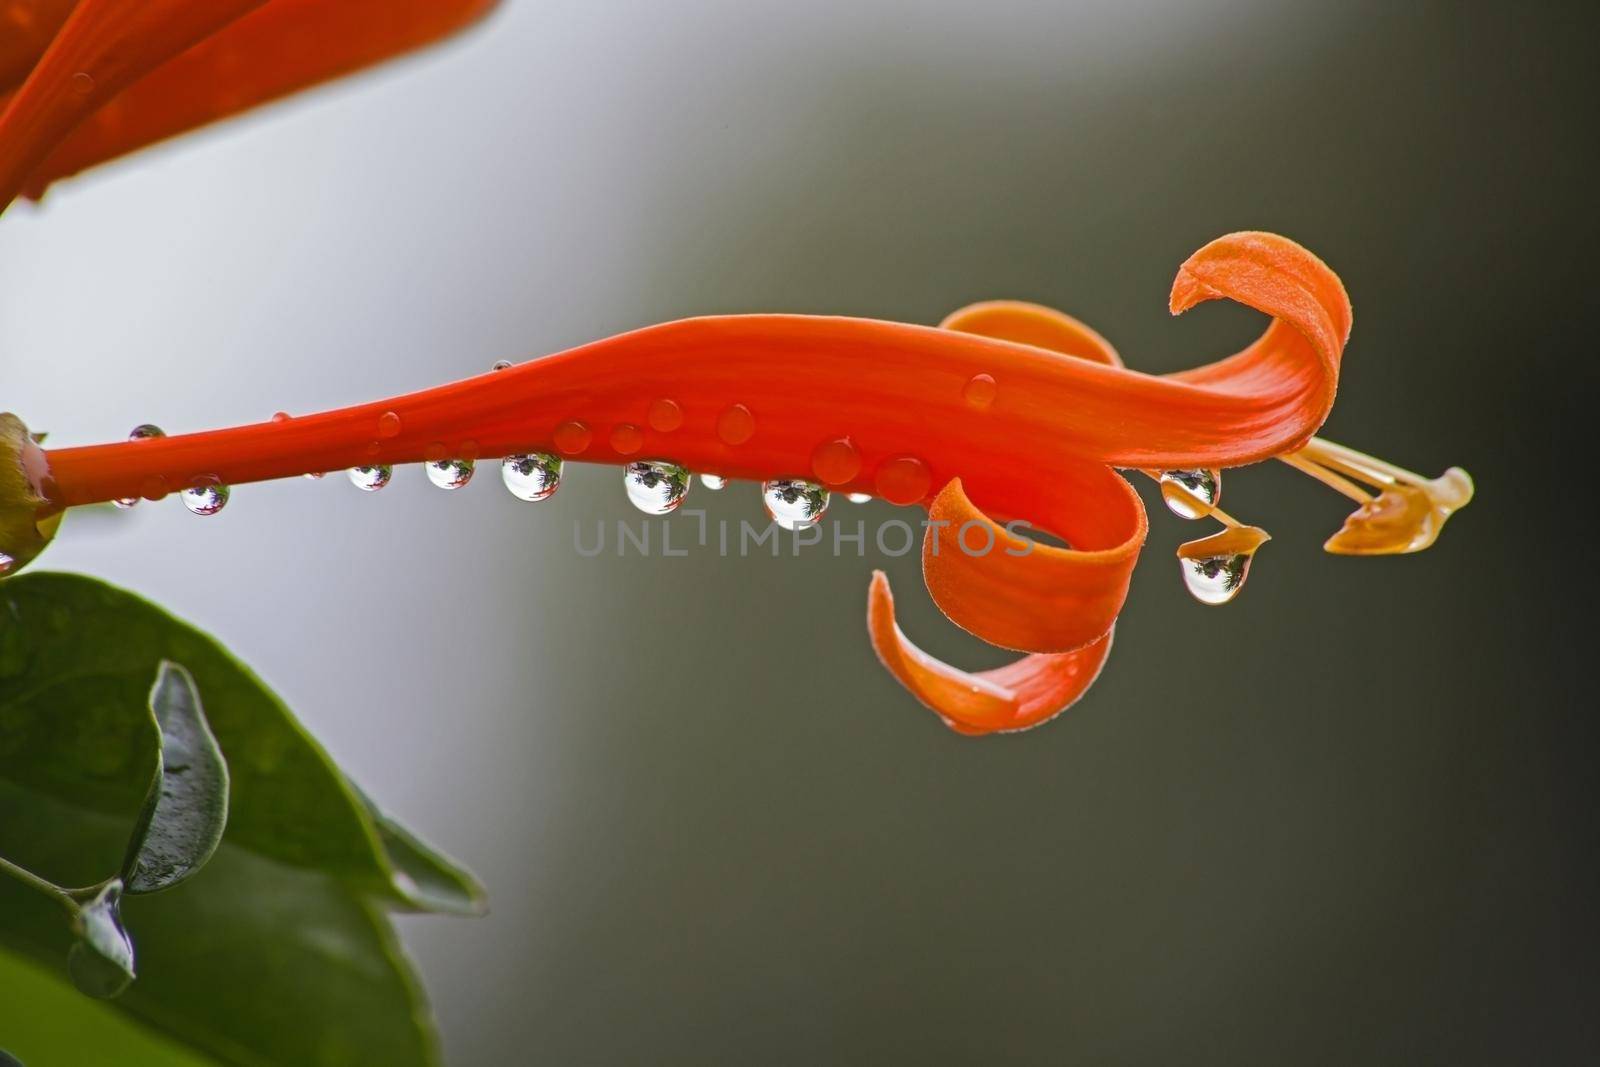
[{"xmin": 0, "ymin": 4, "xmax": 1473, "ymax": 735}]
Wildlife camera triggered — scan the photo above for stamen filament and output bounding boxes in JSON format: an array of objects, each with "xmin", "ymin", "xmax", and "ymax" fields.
[
  {"xmin": 1277, "ymin": 451, "xmax": 1372, "ymax": 504},
  {"xmin": 1299, "ymin": 436, "xmax": 1429, "ymax": 488}
]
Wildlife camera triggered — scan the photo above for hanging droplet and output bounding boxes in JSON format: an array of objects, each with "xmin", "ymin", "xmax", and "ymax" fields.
[
  {"xmin": 1176, "ymin": 526, "xmax": 1269, "ymax": 606},
  {"xmin": 762, "ymin": 479, "xmax": 830, "ymax": 530},
  {"xmin": 376, "ymin": 411, "xmax": 402, "ymax": 439},
  {"xmin": 304, "ymin": 471, "xmax": 325, "ymax": 480},
  {"xmin": 180, "ymin": 477, "xmax": 229, "ymax": 516},
  {"xmin": 846, "ymin": 492, "xmax": 872, "ymax": 504},
  {"xmin": 963, "ymin": 373, "xmax": 997, "ymax": 408},
  {"xmin": 113, "ymin": 425, "xmax": 166, "ymax": 508},
  {"xmin": 502, "ymin": 453, "xmax": 562, "ymax": 501},
  {"xmin": 348, "ymin": 465, "xmax": 393, "ymax": 492},
  {"xmin": 699, "ymin": 473, "xmax": 727, "ymax": 491},
  {"xmin": 716, "ymin": 404, "xmax": 755, "ymax": 445},
  {"xmin": 491, "ymin": 359, "xmax": 514, "ymax": 371},
  {"xmin": 810, "ymin": 438, "xmax": 861, "ymax": 486},
  {"xmin": 624, "ymin": 460, "xmax": 691, "ymax": 515},
  {"xmin": 1160, "ymin": 468, "xmax": 1222, "ymax": 520},
  {"xmin": 425, "ymin": 458, "xmax": 475, "ymax": 490}
]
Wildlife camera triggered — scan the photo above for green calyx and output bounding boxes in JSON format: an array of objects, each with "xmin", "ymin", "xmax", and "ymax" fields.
[{"xmin": 0, "ymin": 413, "xmax": 62, "ymax": 578}]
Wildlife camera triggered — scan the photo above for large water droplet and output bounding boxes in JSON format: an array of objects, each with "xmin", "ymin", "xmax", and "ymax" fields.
[
  {"xmin": 648, "ymin": 399, "xmax": 684, "ymax": 432},
  {"xmin": 114, "ymin": 425, "xmax": 166, "ymax": 508},
  {"xmin": 963, "ymin": 373, "xmax": 997, "ymax": 408},
  {"xmin": 181, "ymin": 478, "xmax": 229, "ymax": 516},
  {"xmin": 610, "ymin": 423, "xmax": 643, "ymax": 455},
  {"xmin": 426, "ymin": 458, "xmax": 475, "ymax": 490},
  {"xmin": 810, "ymin": 438, "xmax": 861, "ymax": 485},
  {"xmin": 1176, "ymin": 526, "xmax": 1268, "ymax": 606},
  {"xmin": 624, "ymin": 460, "xmax": 691, "ymax": 515},
  {"xmin": 699, "ymin": 474, "xmax": 727, "ymax": 490},
  {"xmin": 349, "ymin": 465, "xmax": 392, "ymax": 492},
  {"xmin": 874, "ymin": 456, "xmax": 932, "ymax": 505},
  {"xmin": 716, "ymin": 404, "xmax": 755, "ymax": 445},
  {"xmin": 554, "ymin": 420, "xmax": 591, "ymax": 455},
  {"xmin": 502, "ymin": 453, "xmax": 562, "ymax": 501},
  {"xmin": 763, "ymin": 479, "xmax": 829, "ymax": 530},
  {"xmin": 1160, "ymin": 468, "xmax": 1221, "ymax": 519}
]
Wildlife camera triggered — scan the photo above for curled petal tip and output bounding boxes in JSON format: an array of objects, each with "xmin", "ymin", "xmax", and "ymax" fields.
[{"xmin": 868, "ymin": 571, "xmax": 1115, "ymax": 735}]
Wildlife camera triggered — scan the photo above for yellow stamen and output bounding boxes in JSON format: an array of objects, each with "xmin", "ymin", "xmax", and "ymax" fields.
[{"xmin": 1280, "ymin": 436, "xmax": 1474, "ymax": 556}]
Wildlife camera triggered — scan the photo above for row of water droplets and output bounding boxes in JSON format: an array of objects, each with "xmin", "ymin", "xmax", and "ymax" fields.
[{"xmin": 103, "ymin": 361, "xmax": 1248, "ymax": 604}]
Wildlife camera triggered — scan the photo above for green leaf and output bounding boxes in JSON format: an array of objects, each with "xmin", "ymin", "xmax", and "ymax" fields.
[
  {"xmin": 66, "ymin": 880, "xmax": 134, "ymax": 999},
  {"xmin": 0, "ymin": 950, "xmax": 213, "ymax": 1066},
  {"xmin": 122, "ymin": 662, "xmax": 229, "ymax": 894},
  {"xmin": 0, "ymin": 780, "xmax": 440, "ymax": 1066},
  {"xmin": 0, "ymin": 571, "xmax": 487, "ymax": 1065},
  {"xmin": 0, "ymin": 571, "xmax": 484, "ymax": 911}
]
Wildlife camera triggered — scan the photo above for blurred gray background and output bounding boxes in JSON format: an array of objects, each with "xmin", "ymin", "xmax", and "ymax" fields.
[{"xmin": 1, "ymin": 0, "xmax": 1592, "ymax": 1063}]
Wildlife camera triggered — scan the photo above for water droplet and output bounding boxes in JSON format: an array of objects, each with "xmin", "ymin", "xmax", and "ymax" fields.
[
  {"xmin": 139, "ymin": 475, "xmax": 168, "ymax": 502},
  {"xmin": 810, "ymin": 438, "xmax": 861, "ymax": 485},
  {"xmin": 376, "ymin": 411, "xmax": 402, "ymax": 439},
  {"xmin": 1176, "ymin": 526, "xmax": 1268, "ymax": 606},
  {"xmin": 304, "ymin": 471, "xmax": 325, "ymax": 480},
  {"xmin": 874, "ymin": 456, "xmax": 932, "ymax": 505},
  {"xmin": 963, "ymin": 373, "xmax": 997, "ymax": 408},
  {"xmin": 70, "ymin": 71, "xmax": 94, "ymax": 95},
  {"xmin": 699, "ymin": 474, "xmax": 727, "ymax": 490},
  {"xmin": 1160, "ymin": 469, "xmax": 1221, "ymax": 520},
  {"xmin": 847, "ymin": 492, "xmax": 872, "ymax": 504},
  {"xmin": 425, "ymin": 458, "xmax": 474, "ymax": 490},
  {"xmin": 491, "ymin": 359, "xmax": 514, "ymax": 371},
  {"xmin": 610, "ymin": 423, "xmax": 643, "ymax": 455},
  {"xmin": 554, "ymin": 420, "xmax": 591, "ymax": 455},
  {"xmin": 0, "ymin": 551, "xmax": 15, "ymax": 575},
  {"xmin": 624, "ymin": 460, "xmax": 691, "ymax": 515},
  {"xmin": 348, "ymin": 465, "xmax": 392, "ymax": 492},
  {"xmin": 113, "ymin": 425, "xmax": 166, "ymax": 508},
  {"xmin": 762, "ymin": 479, "xmax": 830, "ymax": 530},
  {"xmin": 180, "ymin": 478, "xmax": 229, "ymax": 516},
  {"xmin": 648, "ymin": 399, "xmax": 684, "ymax": 432},
  {"xmin": 716, "ymin": 404, "xmax": 755, "ymax": 445},
  {"xmin": 502, "ymin": 453, "xmax": 563, "ymax": 501},
  {"xmin": 271, "ymin": 411, "xmax": 291, "ymax": 423}
]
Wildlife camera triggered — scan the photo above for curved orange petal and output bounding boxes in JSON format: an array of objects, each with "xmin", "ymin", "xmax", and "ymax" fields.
[
  {"xmin": 867, "ymin": 572, "xmax": 1115, "ymax": 736},
  {"xmin": 0, "ymin": 0, "xmax": 268, "ymax": 208},
  {"xmin": 0, "ymin": 0, "xmax": 499, "ymax": 210},
  {"xmin": 940, "ymin": 300, "xmax": 1125, "ymax": 368}
]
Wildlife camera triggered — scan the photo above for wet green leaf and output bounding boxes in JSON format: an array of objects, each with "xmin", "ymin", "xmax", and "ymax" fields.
[
  {"xmin": 0, "ymin": 571, "xmax": 486, "ymax": 1065},
  {"xmin": 0, "ymin": 571, "xmax": 484, "ymax": 910},
  {"xmin": 122, "ymin": 662, "xmax": 229, "ymax": 894},
  {"xmin": 66, "ymin": 880, "xmax": 133, "ymax": 999},
  {"xmin": 0, "ymin": 780, "xmax": 440, "ymax": 1066}
]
